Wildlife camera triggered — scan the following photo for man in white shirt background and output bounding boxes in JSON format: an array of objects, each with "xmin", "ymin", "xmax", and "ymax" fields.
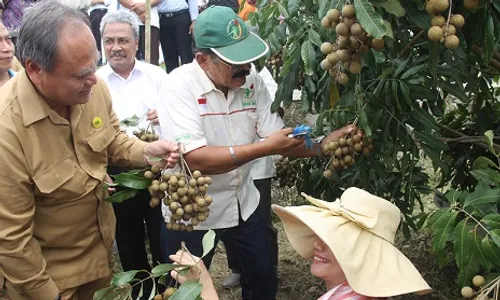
[
  {"xmin": 107, "ymin": 0, "xmax": 161, "ymax": 65},
  {"xmin": 96, "ymin": 10, "xmax": 168, "ymax": 299},
  {"xmin": 157, "ymin": 0, "xmax": 198, "ymax": 72},
  {"xmin": 157, "ymin": 6, "xmax": 355, "ymax": 300}
]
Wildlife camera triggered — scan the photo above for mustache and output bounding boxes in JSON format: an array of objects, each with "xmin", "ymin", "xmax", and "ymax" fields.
[
  {"xmin": 110, "ymin": 51, "xmax": 126, "ymax": 58},
  {"xmin": 233, "ymin": 69, "xmax": 250, "ymax": 78}
]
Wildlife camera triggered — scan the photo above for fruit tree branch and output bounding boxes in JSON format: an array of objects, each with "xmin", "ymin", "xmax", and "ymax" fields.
[
  {"xmin": 472, "ymin": 45, "xmax": 500, "ymax": 71},
  {"xmin": 399, "ymin": 30, "xmax": 425, "ymax": 58}
]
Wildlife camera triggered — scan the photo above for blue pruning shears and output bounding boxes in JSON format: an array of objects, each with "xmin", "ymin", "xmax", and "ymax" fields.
[{"xmin": 288, "ymin": 124, "xmax": 314, "ymax": 150}]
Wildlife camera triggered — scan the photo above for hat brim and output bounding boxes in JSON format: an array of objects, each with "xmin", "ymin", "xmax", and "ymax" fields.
[
  {"xmin": 271, "ymin": 204, "xmax": 432, "ymax": 298},
  {"xmin": 211, "ymin": 32, "xmax": 269, "ymax": 65}
]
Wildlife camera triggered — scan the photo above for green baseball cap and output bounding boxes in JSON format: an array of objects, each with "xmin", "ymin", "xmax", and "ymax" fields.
[{"xmin": 194, "ymin": 6, "xmax": 269, "ymax": 64}]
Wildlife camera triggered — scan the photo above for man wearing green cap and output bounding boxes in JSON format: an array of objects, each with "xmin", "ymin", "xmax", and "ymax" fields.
[{"xmin": 157, "ymin": 5, "xmax": 355, "ymax": 300}]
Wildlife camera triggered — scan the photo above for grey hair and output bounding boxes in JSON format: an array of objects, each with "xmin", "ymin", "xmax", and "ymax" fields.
[
  {"xmin": 16, "ymin": 1, "xmax": 90, "ymax": 72},
  {"xmin": 100, "ymin": 10, "xmax": 140, "ymax": 40}
]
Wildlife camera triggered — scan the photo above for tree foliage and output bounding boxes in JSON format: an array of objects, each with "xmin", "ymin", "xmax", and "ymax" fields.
[{"xmin": 251, "ymin": 0, "xmax": 500, "ymax": 285}]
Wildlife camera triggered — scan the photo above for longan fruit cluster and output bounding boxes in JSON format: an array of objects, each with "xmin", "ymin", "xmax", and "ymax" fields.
[
  {"xmin": 321, "ymin": 130, "xmax": 373, "ymax": 178},
  {"xmin": 144, "ymin": 167, "xmax": 213, "ymax": 231},
  {"xmin": 133, "ymin": 129, "xmax": 160, "ymax": 142},
  {"xmin": 320, "ymin": 5, "xmax": 385, "ymax": 86},
  {"xmin": 265, "ymin": 51, "xmax": 283, "ymax": 71},
  {"xmin": 274, "ymin": 157, "xmax": 301, "ymax": 188},
  {"xmin": 426, "ymin": 0, "xmax": 464, "ymax": 49}
]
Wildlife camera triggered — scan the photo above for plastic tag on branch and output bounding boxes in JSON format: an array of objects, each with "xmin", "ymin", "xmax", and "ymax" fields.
[{"xmin": 291, "ymin": 124, "xmax": 314, "ymax": 150}]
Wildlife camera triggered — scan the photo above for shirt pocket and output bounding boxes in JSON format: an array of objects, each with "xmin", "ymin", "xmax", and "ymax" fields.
[
  {"xmin": 33, "ymin": 156, "xmax": 78, "ymax": 202},
  {"xmin": 88, "ymin": 125, "xmax": 116, "ymax": 153}
]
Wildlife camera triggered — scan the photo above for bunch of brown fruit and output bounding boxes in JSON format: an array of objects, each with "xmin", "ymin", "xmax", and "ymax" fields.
[
  {"xmin": 133, "ymin": 129, "xmax": 159, "ymax": 143},
  {"xmin": 274, "ymin": 157, "xmax": 301, "ymax": 187},
  {"xmin": 461, "ymin": 274, "xmax": 500, "ymax": 299},
  {"xmin": 265, "ymin": 51, "xmax": 283, "ymax": 71},
  {"xmin": 425, "ymin": 0, "xmax": 464, "ymax": 49},
  {"xmin": 321, "ymin": 130, "xmax": 373, "ymax": 178},
  {"xmin": 320, "ymin": 4, "xmax": 385, "ymax": 86},
  {"xmin": 144, "ymin": 166, "xmax": 213, "ymax": 231},
  {"xmin": 153, "ymin": 287, "xmax": 177, "ymax": 300}
]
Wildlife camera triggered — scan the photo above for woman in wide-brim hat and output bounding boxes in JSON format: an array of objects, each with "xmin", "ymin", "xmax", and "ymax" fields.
[
  {"xmin": 271, "ymin": 187, "xmax": 432, "ymax": 299},
  {"xmin": 169, "ymin": 187, "xmax": 431, "ymax": 300}
]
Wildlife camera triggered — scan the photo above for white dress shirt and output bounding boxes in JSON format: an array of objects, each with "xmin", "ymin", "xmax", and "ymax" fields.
[
  {"xmin": 157, "ymin": 61, "xmax": 284, "ymax": 229},
  {"xmin": 157, "ymin": 0, "xmax": 199, "ymax": 21},
  {"xmin": 250, "ymin": 66, "xmax": 279, "ymax": 180},
  {"xmin": 96, "ymin": 60, "xmax": 168, "ymax": 136}
]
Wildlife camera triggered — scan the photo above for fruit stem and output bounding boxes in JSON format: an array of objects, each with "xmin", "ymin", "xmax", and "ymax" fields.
[
  {"xmin": 445, "ymin": 0, "xmax": 452, "ymax": 36},
  {"xmin": 476, "ymin": 276, "xmax": 500, "ymax": 298},
  {"xmin": 455, "ymin": 206, "xmax": 492, "ymax": 238}
]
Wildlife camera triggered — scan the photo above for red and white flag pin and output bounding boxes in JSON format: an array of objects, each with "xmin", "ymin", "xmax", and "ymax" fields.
[{"xmin": 198, "ymin": 98, "xmax": 208, "ymax": 114}]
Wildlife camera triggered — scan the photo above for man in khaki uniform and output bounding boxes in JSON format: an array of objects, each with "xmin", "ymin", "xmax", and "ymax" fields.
[{"xmin": 0, "ymin": 2, "xmax": 179, "ymax": 300}]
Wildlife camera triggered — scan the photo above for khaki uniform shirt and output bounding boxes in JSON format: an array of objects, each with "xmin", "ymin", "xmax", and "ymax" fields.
[{"xmin": 0, "ymin": 71, "xmax": 147, "ymax": 299}]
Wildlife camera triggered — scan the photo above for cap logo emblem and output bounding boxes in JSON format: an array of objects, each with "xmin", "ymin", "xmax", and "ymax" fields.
[{"xmin": 227, "ymin": 18, "xmax": 243, "ymax": 40}]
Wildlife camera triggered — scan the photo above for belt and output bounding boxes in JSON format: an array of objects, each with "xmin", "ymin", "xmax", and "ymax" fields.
[{"xmin": 159, "ymin": 9, "xmax": 189, "ymax": 18}]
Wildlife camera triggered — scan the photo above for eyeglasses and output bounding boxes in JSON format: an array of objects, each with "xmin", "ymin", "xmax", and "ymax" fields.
[{"xmin": 213, "ymin": 56, "xmax": 235, "ymax": 71}]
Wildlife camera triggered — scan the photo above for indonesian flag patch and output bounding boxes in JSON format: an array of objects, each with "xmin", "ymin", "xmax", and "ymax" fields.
[{"xmin": 198, "ymin": 98, "xmax": 208, "ymax": 114}]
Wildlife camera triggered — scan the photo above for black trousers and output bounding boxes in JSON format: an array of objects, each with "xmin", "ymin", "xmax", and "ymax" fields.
[
  {"xmin": 89, "ymin": 8, "xmax": 107, "ymax": 62},
  {"xmin": 159, "ymin": 10, "xmax": 193, "ymax": 73},
  {"xmin": 225, "ymin": 178, "xmax": 278, "ymax": 274},
  {"xmin": 160, "ymin": 191, "xmax": 278, "ymax": 300},
  {"xmin": 109, "ymin": 167, "xmax": 164, "ymax": 299},
  {"xmin": 136, "ymin": 25, "xmax": 160, "ymax": 66}
]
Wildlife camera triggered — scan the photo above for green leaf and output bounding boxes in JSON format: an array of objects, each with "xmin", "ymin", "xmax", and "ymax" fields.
[
  {"xmin": 428, "ymin": 41, "xmax": 439, "ymax": 82},
  {"xmin": 111, "ymin": 173, "xmax": 152, "ymax": 190},
  {"xmin": 378, "ymin": 0, "xmax": 405, "ymax": 17},
  {"xmin": 301, "ymin": 39, "xmax": 316, "ymax": 76},
  {"xmin": 399, "ymin": 82, "xmax": 411, "ymax": 106},
  {"xmin": 147, "ymin": 276, "xmax": 156, "ymax": 300},
  {"xmin": 111, "ymin": 270, "xmax": 140, "ymax": 287},
  {"xmin": 308, "ymin": 30, "xmax": 323, "ymax": 47},
  {"xmin": 470, "ymin": 169, "xmax": 500, "ymax": 186},
  {"xmin": 318, "ymin": 0, "xmax": 330, "ymax": 18},
  {"xmin": 482, "ymin": 236, "xmax": 500, "ymax": 268},
  {"xmin": 383, "ymin": 20, "xmax": 394, "ymax": 39},
  {"xmin": 93, "ymin": 287, "xmax": 121, "ymax": 300},
  {"xmin": 170, "ymin": 280, "xmax": 203, "ymax": 300},
  {"xmin": 400, "ymin": 64, "xmax": 426, "ymax": 80},
  {"xmin": 491, "ymin": 229, "xmax": 500, "ymax": 248},
  {"xmin": 410, "ymin": 107, "xmax": 438, "ymax": 130},
  {"xmin": 439, "ymin": 81, "xmax": 469, "ymax": 103},
  {"xmin": 482, "ymin": 10, "xmax": 495, "ymax": 65},
  {"xmin": 126, "ymin": 168, "xmax": 149, "ymax": 175},
  {"xmin": 472, "ymin": 157, "xmax": 499, "ymax": 170},
  {"xmin": 414, "ymin": 131, "xmax": 448, "ymax": 151},
  {"xmin": 431, "ymin": 210, "xmax": 458, "ymax": 254},
  {"xmin": 119, "ymin": 115, "xmax": 140, "ymax": 127},
  {"xmin": 201, "ymin": 230, "xmax": 216, "ymax": 258},
  {"xmin": 463, "ymin": 188, "xmax": 500, "ymax": 209},
  {"xmin": 151, "ymin": 263, "xmax": 192, "ymax": 276},
  {"xmin": 482, "ymin": 215, "xmax": 500, "ymax": 230},
  {"xmin": 401, "ymin": 0, "xmax": 430, "ymax": 29},
  {"xmin": 484, "ymin": 130, "xmax": 496, "ymax": 155},
  {"xmin": 104, "ymin": 189, "xmax": 138, "ymax": 203},
  {"xmin": 353, "ymin": 0, "xmax": 387, "ymax": 39},
  {"xmin": 472, "ymin": 227, "xmax": 492, "ymax": 270},
  {"xmin": 287, "ymin": 0, "xmax": 300, "ymax": 16},
  {"xmin": 453, "ymin": 219, "xmax": 473, "ymax": 272},
  {"xmin": 457, "ymin": 254, "xmax": 481, "ymax": 288},
  {"xmin": 277, "ymin": 3, "xmax": 289, "ymax": 19}
]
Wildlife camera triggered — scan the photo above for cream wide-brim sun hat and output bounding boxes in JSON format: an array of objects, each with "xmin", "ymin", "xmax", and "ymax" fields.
[{"xmin": 272, "ymin": 187, "xmax": 432, "ymax": 298}]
